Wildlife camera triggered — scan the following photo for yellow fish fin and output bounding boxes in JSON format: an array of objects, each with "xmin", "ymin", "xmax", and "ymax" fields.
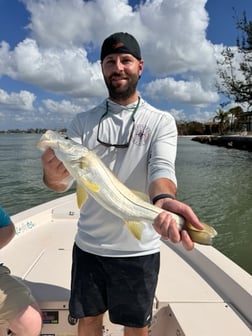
[
  {"xmin": 125, "ymin": 221, "xmax": 144, "ymax": 240},
  {"xmin": 132, "ymin": 190, "xmax": 150, "ymax": 202},
  {"xmin": 78, "ymin": 158, "xmax": 100, "ymax": 192},
  {"xmin": 79, "ymin": 158, "xmax": 88, "ymax": 169},
  {"xmin": 80, "ymin": 176, "xmax": 100, "ymax": 193},
  {"xmin": 76, "ymin": 183, "xmax": 88, "ymax": 208}
]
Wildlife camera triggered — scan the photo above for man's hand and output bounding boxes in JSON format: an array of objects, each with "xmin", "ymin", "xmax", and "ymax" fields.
[
  {"xmin": 41, "ymin": 147, "xmax": 71, "ymax": 191},
  {"xmin": 152, "ymin": 198, "xmax": 204, "ymax": 251}
]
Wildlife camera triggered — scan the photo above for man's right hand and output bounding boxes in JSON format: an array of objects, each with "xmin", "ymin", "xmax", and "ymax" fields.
[{"xmin": 41, "ymin": 147, "xmax": 71, "ymax": 191}]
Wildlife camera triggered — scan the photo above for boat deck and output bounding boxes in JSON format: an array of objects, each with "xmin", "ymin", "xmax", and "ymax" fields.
[{"xmin": 1, "ymin": 194, "xmax": 251, "ymax": 336}]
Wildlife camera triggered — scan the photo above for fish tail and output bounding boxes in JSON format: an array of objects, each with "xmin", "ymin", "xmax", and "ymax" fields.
[{"xmin": 185, "ymin": 222, "xmax": 217, "ymax": 245}]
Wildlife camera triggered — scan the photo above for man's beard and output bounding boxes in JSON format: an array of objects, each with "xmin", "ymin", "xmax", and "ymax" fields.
[{"xmin": 104, "ymin": 73, "xmax": 139, "ymax": 101}]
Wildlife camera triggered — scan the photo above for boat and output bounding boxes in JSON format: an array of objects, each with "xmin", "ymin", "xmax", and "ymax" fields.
[{"xmin": 1, "ymin": 193, "xmax": 251, "ymax": 336}]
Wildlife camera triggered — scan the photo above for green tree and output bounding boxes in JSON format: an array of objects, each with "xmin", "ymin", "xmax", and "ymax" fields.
[
  {"xmin": 213, "ymin": 108, "xmax": 230, "ymax": 135},
  {"xmin": 217, "ymin": 11, "xmax": 252, "ymax": 109},
  {"xmin": 176, "ymin": 121, "xmax": 205, "ymax": 135}
]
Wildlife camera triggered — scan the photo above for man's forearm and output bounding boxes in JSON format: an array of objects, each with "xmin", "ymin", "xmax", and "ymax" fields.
[{"xmin": 148, "ymin": 178, "xmax": 177, "ymax": 203}]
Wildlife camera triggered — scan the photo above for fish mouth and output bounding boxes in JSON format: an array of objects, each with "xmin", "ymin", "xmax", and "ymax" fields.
[{"xmin": 37, "ymin": 139, "xmax": 56, "ymax": 150}]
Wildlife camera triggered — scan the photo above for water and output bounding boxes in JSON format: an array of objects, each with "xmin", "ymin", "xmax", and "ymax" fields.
[
  {"xmin": 0, "ymin": 133, "xmax": 73, "ymax": 213},
  {"xmin": 176, "ymin": 137, "xmax": 252, "ymax": 274},
  {"xmin": 0, "ymin": 134, "xmax": 251, "ymax": 274}
]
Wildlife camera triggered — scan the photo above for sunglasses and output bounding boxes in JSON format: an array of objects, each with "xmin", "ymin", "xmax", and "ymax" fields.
[{"xmin": 97, "ymin": 97, "xmax": 140, "ymax": 148}]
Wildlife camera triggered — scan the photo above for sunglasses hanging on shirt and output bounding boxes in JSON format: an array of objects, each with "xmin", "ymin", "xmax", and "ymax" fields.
[{"xmin": 97, "ymin": 97, "xmax": 140, "ymax": 148}]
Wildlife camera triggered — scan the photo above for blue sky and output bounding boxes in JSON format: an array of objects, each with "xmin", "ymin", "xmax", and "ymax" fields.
[{"xmin": 0, "ymin": 0, "xmax": 251, "ymax": 130}]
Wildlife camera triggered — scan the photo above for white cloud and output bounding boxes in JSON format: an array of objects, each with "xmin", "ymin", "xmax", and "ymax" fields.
[
  {"xmin": 21, "ymin": 0, "xmax": 216, "ymax": 76},
  {"xmin": 41, "ymin": 98, "xmax": 95, "ymax": 121},
  {"xmin": 168, "ymin": 108, "xmax": 187, "ymax": 121},
  {"xmin": 0, "ymin": 38, "xmax": 106, "ymax": 97},
  {"xmin": 0, "ymin": 0, "xmax": 242, "ymax": 128},
  {"xmin": 23, "ymin": 0, "xmax": 137, "ymax": 48},
  {"xmin": 189, "ymin": 109, "xmax": 216, "ymax": 122},
  {"xmin": 1, "ymin": 0, "xmax": 217, "ymax": 96},
  {"xmin": 0, "ymin": 88, "xmax": 86, "ymax": 129},
  {"xmin": 0, "ymin": 89, "xmax": 35, "ymax": 110},
  {"xmin": 137, "ymin": 0, "xmax": 215, "ymax": 76},
  {"xmin": 144, "ymin": 77, "xmax": 219, "ymax": 106}
]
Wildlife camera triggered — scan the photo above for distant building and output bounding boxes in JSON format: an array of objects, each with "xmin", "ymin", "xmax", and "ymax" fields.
[{"xmin": 238, "ymin": 111, "xmax": 252, "ymax": 132}]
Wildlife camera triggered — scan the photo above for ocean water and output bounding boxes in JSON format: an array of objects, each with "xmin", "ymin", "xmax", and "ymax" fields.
[
  {"xmin": 176, "ymin": 137, "xmax": 252, "ymax": 274},
  {"xmin": 0, "ymin": 133, "xmax": 251, "ymax": 274}
]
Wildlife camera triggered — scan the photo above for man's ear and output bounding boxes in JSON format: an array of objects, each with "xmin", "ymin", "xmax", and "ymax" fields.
[{"xmin": 138, "ymin": 59, "xmax": 144, "ymax": 77}]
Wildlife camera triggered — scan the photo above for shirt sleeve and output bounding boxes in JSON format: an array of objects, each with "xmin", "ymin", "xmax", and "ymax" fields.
[
  {"xmin": 0, "ymin": 208, "xmax": 11, "ymax": 227},
  {"xmin": 148, "ymin": 113, "xmax": 178, "ymax": 186},
  {"xmin": 67, "ymin": 115, "xmax": 83, "ymax": 144}
]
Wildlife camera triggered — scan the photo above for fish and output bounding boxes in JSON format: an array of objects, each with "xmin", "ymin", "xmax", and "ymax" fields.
[{"xmin": 37, "ymin": 130, "xmax": 217, "ymax": 245}]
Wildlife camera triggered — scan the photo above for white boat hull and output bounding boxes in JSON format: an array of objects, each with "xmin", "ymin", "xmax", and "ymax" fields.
[{"xmin": 1, "ymin": 194, "xmax": 251, "ymax": 335}]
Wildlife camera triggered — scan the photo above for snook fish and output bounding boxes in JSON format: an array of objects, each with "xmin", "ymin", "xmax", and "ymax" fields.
[{"xmin": 37, "ymin": 130, "xmax": 217, "ymax": 245}]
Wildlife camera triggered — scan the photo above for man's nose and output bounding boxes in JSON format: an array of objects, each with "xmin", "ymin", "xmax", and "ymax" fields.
[{"xmin": 114, "ymin": 58, "xmax": 124, "ymax": 71}]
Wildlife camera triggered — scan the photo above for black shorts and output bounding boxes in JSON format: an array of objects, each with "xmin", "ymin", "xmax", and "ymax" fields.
[{"xmin": 69, "ymin": 244, "xmax": 160, "ymax": 328}]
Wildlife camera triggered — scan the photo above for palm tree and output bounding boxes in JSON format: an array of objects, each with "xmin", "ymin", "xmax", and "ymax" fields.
[{"xmin": 213, "ymin": 108, "xmax": 230, "ymax": 135}]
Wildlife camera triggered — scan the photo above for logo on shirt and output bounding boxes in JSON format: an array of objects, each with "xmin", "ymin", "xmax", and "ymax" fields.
[{"xmin": 132, "ymin": 124, "xmax": 151, "ymax": 145}]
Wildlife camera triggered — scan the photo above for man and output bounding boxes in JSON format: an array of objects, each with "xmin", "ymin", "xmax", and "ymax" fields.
[
  {"xmin": 41, "ymin": 32, "xmax": 203, "ymax": 336},
  {"xmin": 0, "ymin": 207, "xmax": 42, "ymax": 336}
]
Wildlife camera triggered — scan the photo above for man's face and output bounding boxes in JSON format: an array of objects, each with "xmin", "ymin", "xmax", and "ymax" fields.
[{"xmin": 101, "ymin": 54, "xmax": 143, "ymax": 101}]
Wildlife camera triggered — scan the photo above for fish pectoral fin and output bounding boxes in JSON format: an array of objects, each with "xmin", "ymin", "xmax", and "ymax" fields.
[
  {"xmin": 80, "ymin": 176, "xmax": 100, "ymax": 193},
  {"xmin": 125, "ymin": 221, "xmax": 144, "ymax": 240},
  {"xmin": 76, "ymin": 183, "xmax": 88, "ymax": 208}
]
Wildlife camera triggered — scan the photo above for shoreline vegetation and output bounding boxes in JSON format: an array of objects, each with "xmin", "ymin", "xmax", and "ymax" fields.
[
  {"xmin": 192, "ymin": 134, "xmax": 252, "ymax": 152},
  {"xmin": 1, "ymin": 128, "xmax": 252, "ymax": 152},
  {"xmin": 0, "ymin": 128, "xmax": 67, "ymax": 134}
]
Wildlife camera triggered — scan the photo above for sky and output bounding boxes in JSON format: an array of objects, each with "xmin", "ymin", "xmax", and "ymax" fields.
[{"xmin": 0, "ymin": 0, "xmax": 251, "ymax": 130}]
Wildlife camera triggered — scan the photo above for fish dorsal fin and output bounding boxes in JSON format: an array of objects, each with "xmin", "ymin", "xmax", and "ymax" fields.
[
  {"xmin": 76, "ymin": 183, "xmax": 88, "ymax": 208},
  {"xmin": 124, "ymin": 221, "xmax": 144, "ymax": 240}
]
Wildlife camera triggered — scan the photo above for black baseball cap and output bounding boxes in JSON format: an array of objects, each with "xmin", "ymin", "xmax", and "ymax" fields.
[{"xmin": 100, "ymin": 32, "xmax": 141, "ymax": 62}]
